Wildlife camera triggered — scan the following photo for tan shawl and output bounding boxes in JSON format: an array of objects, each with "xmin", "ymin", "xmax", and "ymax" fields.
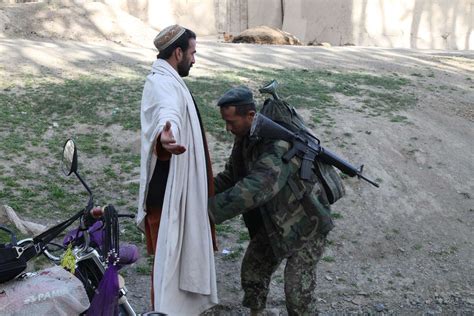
[{"xmin": 137, "ymin": 59, "xmax": 218, "ymax": 314}]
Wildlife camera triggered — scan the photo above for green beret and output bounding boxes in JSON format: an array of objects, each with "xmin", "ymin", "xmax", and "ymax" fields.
[{"xmin": 217, "ymin": 86, "xmax": 255, "ymax": 107}]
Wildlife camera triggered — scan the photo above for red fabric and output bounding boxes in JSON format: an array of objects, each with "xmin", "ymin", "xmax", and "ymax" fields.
[
  {"xmin": 201, "ymin": 126, "xmax": 218, "ymax": 251},
  {"xmin": 145, "ymin": 207, "xmax": 162, "ymax": 256},
  {"xmin": 145, "ymin": 206, "xmax": 162, "ymax": 310}
]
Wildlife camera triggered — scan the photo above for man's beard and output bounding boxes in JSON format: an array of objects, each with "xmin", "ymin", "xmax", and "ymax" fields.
[{"xmin": 177, "ymin": 58, "xmax": 192, "ymax": 77}]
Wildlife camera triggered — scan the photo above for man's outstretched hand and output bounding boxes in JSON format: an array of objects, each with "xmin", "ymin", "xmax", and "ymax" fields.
[{"xmin": 160, "ymin": 121, "xmax": 186, "ymax": 155}]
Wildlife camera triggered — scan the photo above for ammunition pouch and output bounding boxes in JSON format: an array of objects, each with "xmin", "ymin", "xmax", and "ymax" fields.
[
  {"xmin": 287, "ymin": 174, "xmax": 335, "ymax": 236},
  {"xmin": 313, "ymin": 160, "xmax": 345, "ymax": 205}
]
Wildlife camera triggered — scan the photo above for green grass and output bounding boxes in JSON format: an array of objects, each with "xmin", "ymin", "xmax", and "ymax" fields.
[
  {"xmin": 331, "ymin": 212, "xmax": 343, "ymax": 219},
  {"xmin": 0, "ymin": 226, "xmax": 22, "ymax": 244},
  {"xmin": 221, "ymin": 245, "xmax": 245, "ymax": 261},
  {"xmin": 322, "ymin": 255, "xmax": 336, "ymax": 263},
  {"xmin": 135, "ymin": 264, "xmax": 152, "ymax": 275},
  {"xmin": 0, "ymin": 65, "xmax": 416, "ymax": 246},
  {"xmin": 238, "ymin": 230, "xmax": 250, "ymax": 242},
  {"xmin": 413, "ymin": 244, "xmax": 423, "ymax": 251}
]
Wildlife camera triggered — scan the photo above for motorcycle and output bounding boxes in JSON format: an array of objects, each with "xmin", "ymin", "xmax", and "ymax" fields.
[{"xmin": 0, "ymin": 139, "xmax": 138, "ymax": 315}]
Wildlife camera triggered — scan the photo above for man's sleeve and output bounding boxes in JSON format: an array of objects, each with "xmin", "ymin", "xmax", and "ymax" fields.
[{"xmin": 209, "ymin": 140, "xmax": 297, "ymax": 224}]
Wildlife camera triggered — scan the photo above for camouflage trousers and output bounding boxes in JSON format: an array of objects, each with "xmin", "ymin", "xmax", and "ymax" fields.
[{"xmin": 241, "ymin": 229, "xmax": 326, "ymax": 316}]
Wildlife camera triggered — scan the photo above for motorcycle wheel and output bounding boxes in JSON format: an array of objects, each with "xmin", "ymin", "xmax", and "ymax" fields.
[
  {"xmin": 118, "ymin": 303, "xmax": 129, "ymax": 316},
  {"xmin": 75, "ymin": 258, "xmax": 103, "ymax": 302},
  {"xmin": 76, "ymin": 259, "xmax": 133, "ymax": 315}
]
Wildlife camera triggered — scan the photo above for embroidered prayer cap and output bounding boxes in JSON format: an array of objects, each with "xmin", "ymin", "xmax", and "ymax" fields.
[
  {"xmin": 217, "ymin": 86, "xmax": 255, "ymax": 107},
  {"xmin": 153, "ymin": 24, "xmax": 186, "ymax": 51}
]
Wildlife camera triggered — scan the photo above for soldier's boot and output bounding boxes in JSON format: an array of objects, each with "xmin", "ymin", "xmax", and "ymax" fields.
[{"xmin": 250, "ymin": 308, "xmax": 280, "ymax": 316}]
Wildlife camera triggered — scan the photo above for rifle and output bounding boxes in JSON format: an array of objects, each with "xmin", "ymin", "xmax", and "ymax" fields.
[{"xmin": 250, "ymin": 112, "xmax": 379, "ymax": 188}]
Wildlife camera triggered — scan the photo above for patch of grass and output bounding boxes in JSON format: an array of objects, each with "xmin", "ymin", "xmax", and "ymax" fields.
[
  {"xmin": 390, "ymin": 115, "xmax": 409, "ymax": 123},
  {"xmin": 273, "ymin": 275, "xmax": 284, "ymax": 284},
  {"xmin": 0, "ymin": 133, "xmax": 26, "ymax": 155},
  {"xmin": 413, "ymin": 244, "xmax": 423, "ymax": 251},
  {"xmin": 126, "ymin": 182, "xmax": 140, "ymax": 196},
  {"xmin": 322, "ymin": 255, "xmax": 335, "ymax": 262},
  {"xmin": 336, "ymin": 277, "xmax": 346, "ymax": 283},
  {"xmin": 0, "ymin": 225, "xmax": 22, "ymax": 244},
  {"xmin": 188, "ymin": 68, "xmax": 414, "ymax": 134},
  {"xmin": 331, "ymin": 212, "xmax": 343, "ymax": 219},
  {"xmin": 216, "ymin": 224, "xmax": 237, "ymax": 234},
  {"xmin": 238, "ymin": 230, "xmax": 250, "ymax": 242},
  {"xmin": 120, "ymin": 222, "xmax": 142, "ymax": 244},
  {"xmin": 0, "ymin": 65, "xmax": 416, "ymax": 246},
  {"xmin": 2, "ymin": 176, "xmax": 20, "ymax": 188},
  {"xmin": 49, "ymin": 183, "xmax": 66, "ymax": 199},
  {"xmin": 135, "ymin": 264, "xmax": 151, "ymax": 275},
  {"xmin": 222, "ymin": 245, "xmax": 244, "ymax": 261},
  {"xmin": 433, "ymin": 245, "xmax": 460, "ymax": 257},
  {"xmin": 103, "ymin": 166, "xmax": 118, "ymax": 179}
]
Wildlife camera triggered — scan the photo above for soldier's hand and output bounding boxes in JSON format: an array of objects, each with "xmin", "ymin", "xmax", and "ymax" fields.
[{"xmin": 160, "ymin": 121, "xmax": 186, "ymax": 155}]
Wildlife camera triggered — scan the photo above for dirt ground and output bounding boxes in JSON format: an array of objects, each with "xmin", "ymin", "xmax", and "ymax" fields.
[{"xmin": 1, "ymin": 2, "xmax": 473, "ymax": 315}]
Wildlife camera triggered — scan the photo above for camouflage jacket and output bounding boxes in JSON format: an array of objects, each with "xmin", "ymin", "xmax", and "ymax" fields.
[{"xmin": 209, "ymin": 135, "xmax": 334, "ymax": 258}]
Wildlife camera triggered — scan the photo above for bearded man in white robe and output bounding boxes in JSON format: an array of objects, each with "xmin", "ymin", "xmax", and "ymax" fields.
[{"xmin": 137, "ymin": 25, "xmax": 218, "ymax": 315}]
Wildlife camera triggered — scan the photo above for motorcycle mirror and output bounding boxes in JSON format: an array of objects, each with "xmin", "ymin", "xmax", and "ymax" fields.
[{"xmin": 62, "ymin": 139, "xmax": 78, "ymax": 176}]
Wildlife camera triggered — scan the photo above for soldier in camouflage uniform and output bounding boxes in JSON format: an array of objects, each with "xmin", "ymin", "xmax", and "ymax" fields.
[{"xmin": 208, "ymin": 86, "xmax": 335, "ymax": 316}]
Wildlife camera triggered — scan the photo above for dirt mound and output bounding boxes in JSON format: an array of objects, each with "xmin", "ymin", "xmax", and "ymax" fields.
[
  {"xmin": 232, "ymin": 25, "xmax": 302, "ymax": 45},
  {"xmin": 0, "ymin": 2, "xmax": 157, "ymax": 45}
]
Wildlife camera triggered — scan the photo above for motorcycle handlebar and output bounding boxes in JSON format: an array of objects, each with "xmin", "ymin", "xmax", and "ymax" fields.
[
  {"xmin": 88, "ymin": 206, "xmax": 134, "ymax": 221},
  {"xmin": 90, "ymin": 206, "xmax": 104, "ymax": 219}
]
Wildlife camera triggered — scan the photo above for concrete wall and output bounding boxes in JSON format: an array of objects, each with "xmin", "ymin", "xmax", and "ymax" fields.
[
  {"xmin": 215, "ymin": 0, "xmax": 247, "ymax": 34},
  {"xmin": 282, "ymin": 0, "xmax": 354, "ymax": 46},
  {"xmin": 5, "ymin": 0, "xmax": 471, "ymax": 49},
  {"xmin": 280, "ymin": 0, "xmax": 473, "ymax": 49},
  {"xmin": 100, "ymin": 0, "xmax": 218, "ymax": 35},
  {"xmin": 248, "ymin": 0, "xmax": 282, "ymax": 29},
  {"xmin": 228, "ymin": 0, "xmax": 473, "ymax": 49}
]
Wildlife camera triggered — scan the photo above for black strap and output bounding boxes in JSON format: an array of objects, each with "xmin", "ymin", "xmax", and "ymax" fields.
[
  {"xmin": 34, "ymin": 209, "xmax": 84, "ymax": 246},
  {"xmin": 103, "ymin": 205, "xmax": 119, "ymax": 264},
  {"xmin": 19, "ymin": 209, "xmax": 86, "ymax": 262}
]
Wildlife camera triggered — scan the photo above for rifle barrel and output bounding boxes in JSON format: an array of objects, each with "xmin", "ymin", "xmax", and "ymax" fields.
[
  {"xmin": 317, "ymin": 146, "xmax": 359, "ymax": 177},
  {"xmin": 315, "ymin": 144, "xmax": 379, "ymax": 188},
  {"xmin": 358, "ymin": 174, "xmax": 380, "ymax": 188}
]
